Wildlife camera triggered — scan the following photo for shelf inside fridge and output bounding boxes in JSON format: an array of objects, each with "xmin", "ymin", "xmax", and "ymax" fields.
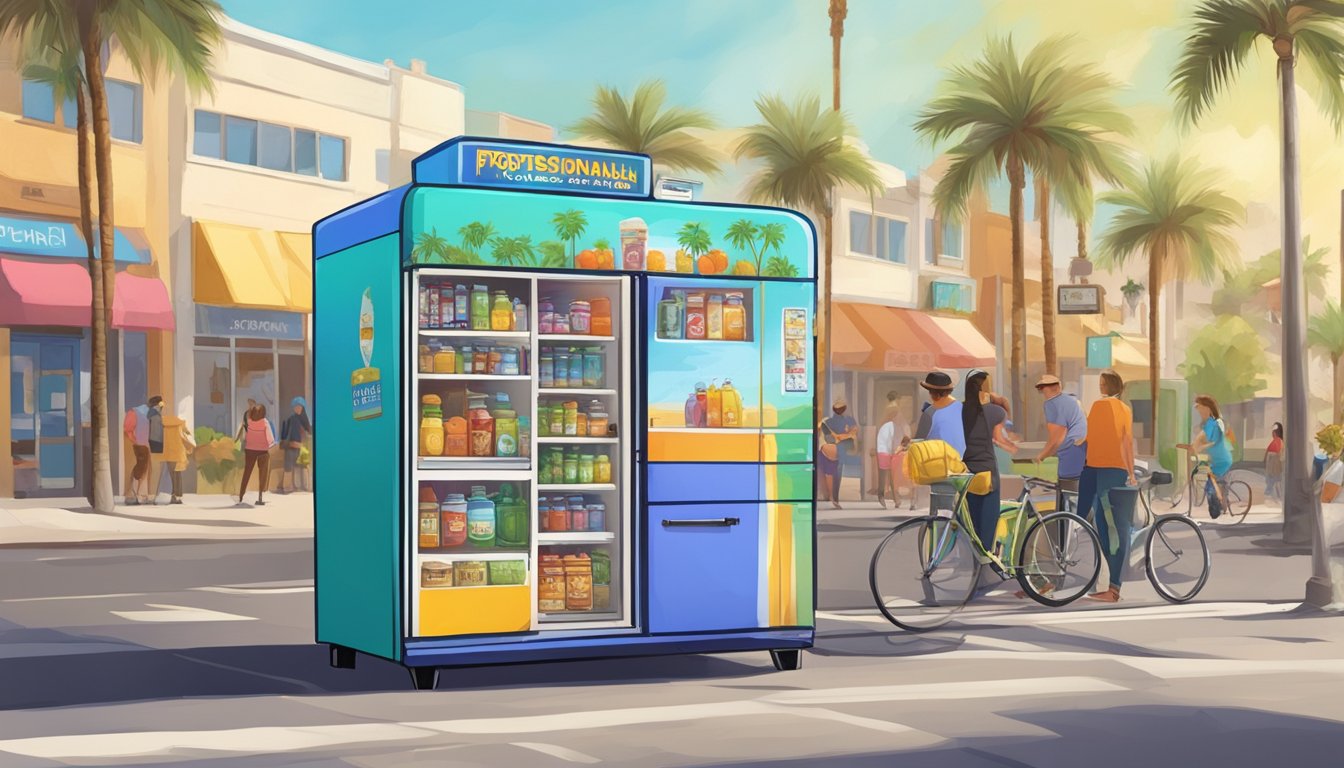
[
  {"xmin": 538, "ymin": 532, "xmax": 616, "ymax": 544},
  {"xmin": 419, "ymin": 329, "xmax": 531, "ymax": 339},
  {"xmin": 417, "ymin": 457, "xmax": 531, "ymax": 472},
  {"xmin": 537, "ymin": 436, "xmax": 620, "ymax": 445},
  {"xmin": 419, "ymin": 373, "xmax": 531, "ymax": 381},
  {"xmin": 539, "ymin": 334, "xmax": 616, "ymax": 342}
]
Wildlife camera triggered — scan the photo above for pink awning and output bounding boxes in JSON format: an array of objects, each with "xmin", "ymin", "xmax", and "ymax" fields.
[
  {"xmin": 113, "ymin": 271, "xmax": 174, "ymax": 331},
  {"xmin": 0, "ymin": 257, "xmax": 91, "ymax": 327}
]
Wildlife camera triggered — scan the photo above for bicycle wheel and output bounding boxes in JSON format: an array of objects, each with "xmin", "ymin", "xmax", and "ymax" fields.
[
  {"xmin": 1222, "ymin": 480, "xmax": 1252, "ymax": 523},
  {"xmin": 1015, "ymin": 511, "xmax": 1102, "ymax": 607},
  {"xmin": 869, "ymin": 515, "xmax": 980, "ymax": 631},
  {"xmin": 1145, "ymin": 514, "xmax": 1210, "ymax": 602}
]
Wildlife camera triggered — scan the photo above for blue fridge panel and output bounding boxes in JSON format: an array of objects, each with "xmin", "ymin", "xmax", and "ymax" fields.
[
  {"xmin": 647, "ymin": 462, "xmax": 761, "ymax": 503},
  {"xmin": 648, "ymin": 503, "xmax": 763, "ymax": 633}
]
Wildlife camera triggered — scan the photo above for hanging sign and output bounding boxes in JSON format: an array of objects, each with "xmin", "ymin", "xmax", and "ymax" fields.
[{"xmin": 412, "ymin": 138, "xmax": 652, "ymax": 198}]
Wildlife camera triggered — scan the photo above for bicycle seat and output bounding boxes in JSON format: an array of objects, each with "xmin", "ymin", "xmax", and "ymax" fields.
[{"xmin": 1149, "ymin": 470, "xmax": 1173, "ymax": 486}]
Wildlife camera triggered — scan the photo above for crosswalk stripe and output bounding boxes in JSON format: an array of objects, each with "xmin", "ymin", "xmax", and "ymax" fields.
[
  {"xmin": 110, "ymin": 604, "xmax": 257, "ymax": 623},
  {"xmin": 511, "ymin": 742, "xmax": 602, "ymax": 764}
]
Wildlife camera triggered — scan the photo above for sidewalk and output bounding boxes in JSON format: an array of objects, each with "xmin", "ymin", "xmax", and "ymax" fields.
[{"xmin": 0, "ymin": 492, "xmax": 314, "ymax": 547}]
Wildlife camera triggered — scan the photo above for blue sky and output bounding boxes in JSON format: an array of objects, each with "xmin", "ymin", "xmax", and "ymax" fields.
[{"xmin": 220, "ymin": 0, "xmax": 982, "ymax": 177}]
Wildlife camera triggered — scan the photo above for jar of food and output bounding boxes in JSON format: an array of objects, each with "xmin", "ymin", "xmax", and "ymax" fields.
[
  {"xmin": 487, "ymin": 347, "xmax": 502, "ymax": 375},
  {"xmin": 553, "ymin": 352, "xmax": 570, "ymax": 388},
  {"xmin": 457, "ymin": 345, "xmax": 470, "ymax": 374},
  {"xmin": 563, "ymin": 450, "xmax": 579, "ymax": 483},
  {"xmin": 578, "ymin": 453, "xmax": 595, "ymax": 484},
  {"xmin": 707, "ymin": 294, "xmax": 725, "ymax": 340},
  {"xmin": 444, "ymin": 416, "xmax": 468, "ymax": 457},
  {"xmin": 568, "ymin": 352, "xmax": 584, "ymax": 387},
  {"xmin": 454, "ymin": 560, "xmax": 488, "ymax": 588},
  {"xmin": 563, "ymin": 401, "xmax": 579, "ymax": 436},
  {"xmin": 724, "ymin": 293, "xmax": 747, "ymax": 341},
  {"xmin": 575, "ymin": 411, "xmax": 588, "ymax": 437},
  {"xmin": 570, "ymin": 503, "xmax": 588, "ymax": 531},
  {"xmin": 539, "ymin": 353, "xmax": 554, "ymax": 389},
  {"xmin": 587, "ymin": 502, "xmax": 606, "ymax": 531},
  {"xmin": 473, "ymin": 348, "xmax": 488, "ymax": 375},
  {"xmin": 594, "ymin": 455, "xmax": 612, "ymax": 484},
  {"xmin": 588, "ymin": 412, "xmax": 609, "ymax": 437},
  {"xmin": 500, "ymin": 347, "xmax": 520, "ymax": 376},
  {"xmin": 467, "ymin": 394, "xmax": 494, "ymax": 457},
  {"xmin": 439, "ymin": 493, "xmax": 467, "ymax": 547},
  {"xmin": 418, "ymin": 345, "xmax": 434, "ymax": 373},
  {"xmin": 548, "ymin": 404, "xmax": 565, "ymax": 438},
  {"xmin": 583, "ymin": 351, "xmax": 604, "ymax": 387},
  {"xmin": 491, "ymin": 290, "xmax": 513, "ymax": 331},
  {"xmin": 569, "ymin": 300, "xmax": 592, "ymax": 334},
  {"xmin": 553, "ymin": 312, "xmax": 571, "ymax": 334},
  {"xmin": 419, "ymin": 395, "xmax": 444, "ymax": 456},
  {"xmin": 546, "ymin": 498, "xmax": 569, "ymax": 531},
  {"xmin": 494, "ymin": 409, "xmax": 518, "ymax": 457},
  {"xmin": 418, "ymin": 485, "xmax": 440, "ymax": 549},
  {"xmin": 433, "ymin": 345, "xmax": 456, "ymax": 374},
  {"xmin": 538, "ymin": 298, "xmax": 555, "ymax": 334},
  {"xmin": 420, "ymin": 561, "xmax": 452, "ymax": 588}
]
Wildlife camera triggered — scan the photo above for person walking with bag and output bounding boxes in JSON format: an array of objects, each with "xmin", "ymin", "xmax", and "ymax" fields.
[
  {"xmin": 238, "ymin": 404, "xmax": 276, "ymax": 506},
  {"xmin": 1075, "ymin": 370, "xmax": 1137, "ymax": 603},
  {"xmin": 818, "ymin": 398, "xmax": 859, "ymax": 510},
  {"xmin": 278, "ymin": 397, "xmax": 313, "ymax": 494}
]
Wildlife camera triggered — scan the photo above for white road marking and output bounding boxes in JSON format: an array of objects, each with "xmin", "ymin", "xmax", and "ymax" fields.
[
  {"xmin": 817, "ymin": 601, "xmax": 1298, "ymax": 627},
  {"xmin": 192, "ymin": 586, "xmax": 314, "ymax": 595},
  {"xmin": 511, "ymin": 742, "xmax": 603, "ymax": 764},
  {"xmin": 1121, "ymin": 657, "xmax": 1344, "ymax": 680},
  {"xmin": 761, "ymin": 676, "xmax": 1125, "ymax": 706},
  {"xmin": 5, "ymin": 592, "xmax": 144, "ymax": 603},
  {"xmin": 110, "ymin": 604, "xmax": 257, "ymax": 623}
]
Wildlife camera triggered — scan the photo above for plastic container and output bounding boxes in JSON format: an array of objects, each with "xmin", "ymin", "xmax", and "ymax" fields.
[
  {"xmin": 707, "ymin": 294, "xmax": 724, "ymax": 340},
  {"xmin": 494, "ymin": 409, "xmax": 518, "ymax": 457},
  {"xmin": 553, "ymin": 312, "xmax": 571, "ymax": 334},
  {"xmin": 587, "ymin": 502, "xmax": 606, "ymax": 531},
  {"xmin": 466, "ymin": 486, "xmax": 496, "ymax": 547},
  {"xmin": 721, "ymin": 380, "xmax": 742, "ymax": 428},
  {"xmin": 594, "ymin": 455, "xmax": 612, "ymax": 484},
  {"xmin": 444, "ymin": 416, "xmax": 468, "ymax": 457},
  {"xmin": 578, "ymin": 453, "xmax": 595, "ymax": 484},
  {"xmin": 568, "ymin": 352, "xmax": 584, "ymax": 387},
  {"xmin": 432, "ymin": 346, "xmax": 455, "ymax": 374},
  {"xmin": 494, "ymin": 484, "xmax": 528, "ymax": 548},
  {"xmin": 418, "ymin": 345, "xmax": 433, "ymax": 374},
  {"xmin": 439, "ymin": 492, "xmax": 468, "ymax": 547},
  {"xmin": 724, "ymin": 293, "xmax": 746, "ymax": 341},
  {"xmin": 500, "ymin": 347, "xmax": 520, "ymax": 376},
  {"xmin": 546, "ymin": 498, "xmax": 569, "ymax": 532},
  {"xmin": 563, "ymin": 401, "xmax": 580, "ymax": 436},
  {"xmin": 570, "ymin": 504, "xmax": 589, "ymax": 531},
  {"xmin": 620, "ymin": 217, "xmax": 648, "ymax": 271},
  {"xmin": 590, "ymin": 297, "xmax": 612, "ymax": 337},
  {"xmin": 548, "ymin": 404, "xmax": 565, "ymax": 438},
  {"xmin": 583, "ymin": 350, "xmax": 604, "ymax": 387},
  {"xmin": 470, "ymin": 285, "xmax": 490, "ymax": 330},
  {"xmin": 539, "ymin": 353, "xmax": 554, "ymax": 389},
  {"xmin": 419, "ymin": 395, "xmax": 444, "ymax": 456},
  {"xmin": 563, "ymin": 450, "xmax": 579, "ymax": 483},
  {"xmin": 569, "ymin": 301, "xmax": 592, "ymax": 334},
  {"xmin": 553, "ymin": 352, "xmax": 570, "ymax": 388},
  {"xmin": 588, "ymin": 412, "xmax": 609, "ymax": 437},
  {"xmin": 538, "ymin": 298, "xmax": 555, "ymax": 334},
  {"xmin": 513, "ymin": 299, "xmax": 528, "ymax": 332},
  {"xmin": 491, "ymin": 290, "xmax": 513, "ymax": 331}
]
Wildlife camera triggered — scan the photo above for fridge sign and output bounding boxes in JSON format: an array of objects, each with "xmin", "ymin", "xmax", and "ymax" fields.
[{"xmin": 413, "ymin": 139, "xmax": 653, "ymax": 199}]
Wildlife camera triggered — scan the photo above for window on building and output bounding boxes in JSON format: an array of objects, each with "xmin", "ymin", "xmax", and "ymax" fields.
[
  {"xmin": 106, "ymin": 79, "xmax": 142, "ymax": 143},
  {"xmin": 319, "ymin": 134, "xmax": 347, "ymax": 181},
  {"xmin": 375, "ymin": 149, "xmax": 390, "ymax": 185},
  {"xmin": 848, "ymin": 210, "xmax": 873, "ymax": 256},
  {"xmin": 259, "ymin": 122, "xmax": 293, "ymax": 172},
  {"xmin": 194, "ymin": 111, "xmax": 222, "ymax": 158},
  {"xmin": 225, "ymin": 116, "xmax": 258, "ymax": 165},
  {"xmin": 925, "ymin": 219, "xmax": 964, "ymax": 263},
  {"xmin": 61, "ymin": 95, "xmax": 78, "ymax": 129},
  {"xmin": 295, "ymin": 130, "xmax": 318, "ymax": 176},
  {"xmin": 876, "ymin": 217, "xmax": 907, "ymax": 264},
  {"xmin": 924, "ymin": 219, "xmax": 935, "ymax": 264},
  {"xmin": 21, "ymin": 79, "xmax": 56, "ymax": 123}
]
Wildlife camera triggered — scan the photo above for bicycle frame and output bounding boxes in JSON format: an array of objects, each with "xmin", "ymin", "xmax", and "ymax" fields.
[{"xmin": 924, "ymin": 474, "xmax": 1057, "ymax": 578}]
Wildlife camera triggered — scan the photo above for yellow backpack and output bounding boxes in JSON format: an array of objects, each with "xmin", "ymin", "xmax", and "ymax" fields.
[{"xmin": 903, "ymin": 439, "xmax": 967, "ymax": 486}]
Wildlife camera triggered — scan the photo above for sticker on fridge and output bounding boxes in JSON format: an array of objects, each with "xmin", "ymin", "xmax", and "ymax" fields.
[
  {"xmin": 352, "ymin": 287, "xmax": 383, "ymax": 420},
  {"xmin": 782, "ymin": 308, "xmax": 809, "ymax": 393}
]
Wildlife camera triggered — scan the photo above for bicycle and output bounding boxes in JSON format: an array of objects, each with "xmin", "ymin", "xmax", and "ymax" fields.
[
  {"xmin": 868, "ymin": 469, "xmax": 1103, "ymax": 632},
  {"xmin": 1175, "ymin": 444, "xmax": 1251, "ymax": 523},
  {"xmin": 1131, "ymin": 466, "xmax": 1212, "ymax": 602}
]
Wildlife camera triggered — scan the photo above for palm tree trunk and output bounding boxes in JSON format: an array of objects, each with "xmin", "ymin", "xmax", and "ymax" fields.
[
  {"xmin": 1148, "ymin": 251, "xmax": 1162, "ymax": 457},
  {"xmin": 1275, "ymin": 40, "xmax": 1336, "ymax": 603},
  {"xmin": 1008, "ymin": 155, "xmax": 1027, "ymax": 422},
  {"xmin": 819, "ymin": 208, "xmax": 834, "ymax": 426},
  {"xmin": 1077, "ymin": 219, "xmax": 1087, "ymax": 262},
  {"xmin": 1039, "ymin": 177, "xmax": 1057, "ymax": 375},
  {"xmin": 1334, "ymin": 354, "xmax": 1342, "ymax": 427},
  {"xmin": 829, "ymin": 0, "xmax": 845, "ymax": 112},
  {"xmin": 74, "ymin": 80, "xmax": 110, "ymax": 510},
  {"xmin": 79, "ymin": 3, "xmax": 117, "ymax": 513}
]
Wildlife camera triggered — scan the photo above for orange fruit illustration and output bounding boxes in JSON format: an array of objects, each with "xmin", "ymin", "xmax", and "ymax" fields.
[
  {"xmin": 647, "ymin": 249, "xmax": 667, "ymax": 272},
  {"xmin": 576, "ymin": 249, "xmax": 598, "ymax": 270},
  {"xmin": 732, "ymin": 260, "xmax": 757, "ymax": 276},
  {"xmin": 698, "ymin": 254, "xmax": 718, "ymax": 274},
  {"xmin": 709, "ymin": 249, "xmax": 729, "ymax": 273},
  {"xmin": 675, "ymin": 249, "xmax": 693, "ymax": 273},
  {"xmin": 597, "ymin": 248, "xmax": 615, "ymax": 269}
]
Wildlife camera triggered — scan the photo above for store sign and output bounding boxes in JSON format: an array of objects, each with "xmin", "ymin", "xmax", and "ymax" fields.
[
  {"xmin": 196, "ymin": 306, "xmax": 304, "ymax": 340},
  {"xmin": 930, "ymin": 281, "xmax": 973, "ymax": 313},
  {"xmin": 1086, "ymin": 335, "xmax": 1113, "ymax": 369},
  {"xmin": 414, "ymin": 139, "xmax": 652, "ymax": 198},
  {"xmin": 884, "ymin": 351, "xmax": 935, "ymax": 372},
  {"xmin": 0, "ymin": 213, "xmax": 148, "ymax": 263},
  {"xmin": 1058, "ymin": 284, "xmax": 1104, "ymax": 314}
]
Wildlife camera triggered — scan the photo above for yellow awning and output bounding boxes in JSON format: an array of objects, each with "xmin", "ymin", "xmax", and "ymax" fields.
[{"xmin": 194, "ymin": 221, "xmax": 311, "ymax": 312}]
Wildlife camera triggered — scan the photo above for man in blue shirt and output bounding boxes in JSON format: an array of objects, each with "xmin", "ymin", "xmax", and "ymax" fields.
[
  {"xmin": 818, "ymin": 397, "xmax": 859, "ymax": 509},
  {"xmin": 1034, "ymin": 374, "xmax": 1087, "ymax": 511}
]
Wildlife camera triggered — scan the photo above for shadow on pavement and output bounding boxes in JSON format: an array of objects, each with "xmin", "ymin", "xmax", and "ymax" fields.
[
  {"xmin": 0, "ymin": 643, "xmax": 774, "ymax": 710},
  {"xmin": 706, "ymin": 705, "xmax": 1344, "ymax": 768}
]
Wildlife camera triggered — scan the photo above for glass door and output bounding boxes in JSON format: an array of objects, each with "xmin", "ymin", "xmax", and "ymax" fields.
[{"xmin": 10, "ymin": 335, "xmax": 80, "ymax": 496}]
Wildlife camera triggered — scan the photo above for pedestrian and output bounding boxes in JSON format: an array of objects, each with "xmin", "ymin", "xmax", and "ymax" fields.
[
  {"xmin": 818, "ymin": 398, "xmax": 859, "ymax": 509},
  {"xmin": 874, "ymin": 405, "xmax": 911, "ymax": 510},
  {"xmin": 1074, "ymin": 370, "xmax": 1137, "ymax": 603},
  {"xmin": 915, "ymin": 371, "xmax": 965, "ymax": 516},
  {"xmin": 1188, "ymin": 395, "xmax": 1234, "ymax": 518},
  {"xmin": 1034, "ymin": 373, "xmax": 1088, "ymax": 514},
  {"xmin": 278, "ymin": 397, "xmax": 313, "ymax": 494},
  {"xmin": 154, "ymin": 402, "xmax": 195, "ymax": 505},
  {"xmin": 868, "ymin": 391, "xmax": 902, "ymax": 497},
  {"xmin": 122, "ymin": 397, "xmax": 157, "ymax": 505},
  {"xmin": 1264, "ymin": 422, "xmax": 1284, "ymax": 504},
  {"xmin": 238, "ymin": 404, "xmax": 276, "ymax": 506},
  {"xmin": 960, "ymin": 370, "xmax": 1008, "ymax": 584}
]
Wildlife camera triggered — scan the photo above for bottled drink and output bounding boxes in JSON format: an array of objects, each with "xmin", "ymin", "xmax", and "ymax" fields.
[
  {"xmin": 721, "ymin": 379, "xmax": 742, "ymax": 428},
  {"xmin": 513, "ymin": 299, "xmax": 528, "ymax": 332},
  {"xmin": 694, "ymin": 382, "xmax": 708, "ymax": 427},
  {"xmin": 418, "ymin": 485, "xmax": 440, "ymax": 549},
  {"xmin": 491, "ymin": 290, "xmax": 513, "ymax": 331},
  {"xmin": 707, "ymin": 294, "xmax": 724, "ymax": 340},
  {"xmin": 439, "ymin": 492, "xmax": 468, "ymax": 547},
  {"xmin": 420, "ymin": 395, "xmax": 444, "ymax": 456},
  {"xmin": 706, "ymin": 381, "xmax": 722, "ymax": 428},
  {"xmin": 454, "ymin": 284, "xmax": 469, "ymax": 329},
  {"xmin": 466, "ymin": 486, "xmax": 496, "ymax": 547},
  {"xmin": 578, "ymin": 453, "xmax": 595, "ymax": 484},
  {"xmin": 470, "ymin": 284, "xmax": 490, "ymax": 330},
  {"xmin": 467, "ymin": 393, "xmax": 494, "ymax": 457},
  {"xmin": 538, "ymin": 297, "xmax": 555, "ymax": 333},
  {"xmin": 724, "ymin": 293, "xmax": 746, "ymax": 341}
]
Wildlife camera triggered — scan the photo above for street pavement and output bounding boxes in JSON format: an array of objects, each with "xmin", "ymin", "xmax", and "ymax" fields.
[{"xmin": 0, "ymin": 496, "xmax": 1342, "ymax": 766}]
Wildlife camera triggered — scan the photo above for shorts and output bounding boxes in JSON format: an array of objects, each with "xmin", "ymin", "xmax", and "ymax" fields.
[
  {"xmin": 284, "ymin": 447, "xmax": 301, "ymax": 471},
  {"xmin": 876, "ymin": 452, "xmax": 893, "ymax": 471},
  {"xmin": 131, "ymin": 445, "xmax": 151, "ymax": 479}
]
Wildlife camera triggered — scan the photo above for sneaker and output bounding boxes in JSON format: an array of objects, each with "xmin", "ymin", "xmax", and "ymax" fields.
[{"xmin": 170, "ymin": 497, "xmax": 183, "ymax": 505}]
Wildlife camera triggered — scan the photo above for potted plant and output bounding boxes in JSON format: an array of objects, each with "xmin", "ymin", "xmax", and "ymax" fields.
[
  {"xmin": 1121, "ymin": 278, "xmax": 1144, "ymax": 313},
  {"xmin": 193, "ymin": 425, "xmax": 243, "ymax": 494}
]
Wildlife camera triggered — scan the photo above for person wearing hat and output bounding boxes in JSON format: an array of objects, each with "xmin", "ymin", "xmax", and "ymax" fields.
[
  {"xmin": 914, "ymin": 371, "xmax": 965, "ymax": 455},
  {"xmin": 1035, "ymin": 373, "xmax": 1088, "ymax": 511},
  {"xmin": 818, "ymin": 397, "xmax": 859, "ymax": 509}
]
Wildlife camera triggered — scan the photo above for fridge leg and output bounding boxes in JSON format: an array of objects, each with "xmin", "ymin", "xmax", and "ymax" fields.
[
  {"xmin": 409, "ymin": 666, "xmax": 440, "ymax": 691},
  {"xmin": 329, "ymin": 645, "xmax": 356, "ymax": 670},
  {"xmin": 769, "ymin": 649, "xmax": 802, "ymax": 671}
]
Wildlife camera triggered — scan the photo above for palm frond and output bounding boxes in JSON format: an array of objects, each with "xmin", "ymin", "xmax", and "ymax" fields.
[
  {"xmin": 1295, "ymin": 23, "xmax": 1344, "ymax": 132},
  {"xmin": 1170, "ymin": 0, "xmax": 1268, "ymax": 127},
  {"xmin": 104, "ymin": 0, "xmax": 224, "ymax": 96},
  {"xmin": 569, "ymin": 79, "xmax": 720, "ymax": 174}
]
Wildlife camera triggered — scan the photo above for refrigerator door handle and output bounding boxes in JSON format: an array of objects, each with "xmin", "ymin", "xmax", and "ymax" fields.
[{"xmin": 661, "ymin": 517, "xmax": 741, "ymax": 528}]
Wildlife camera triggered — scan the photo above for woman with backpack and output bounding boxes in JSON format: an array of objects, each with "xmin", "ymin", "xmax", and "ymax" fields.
[
  {"xmin": 237, "ymin": 404, "xmax": 277, "ymax": 506},
  {"xmin": 1188, "ymin": 394, "xmax": 1235, "ymax": 518},
  {"xmin": 959, "ymin": 370, "xmax": 1008, "ymax": 557}
]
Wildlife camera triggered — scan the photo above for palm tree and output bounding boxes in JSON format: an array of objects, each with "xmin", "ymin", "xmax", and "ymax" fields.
[
  {"xmin": 458, "ymin": 221, "xmax": 496, "ymax": 260},
  {"xmin": 829, "ymin": 0, "xmax": 847, "ymax": 111},
  {"xmin": 538, "ymin": 241, "xmax": 568, "ymax": 269},
  {"xmin": 735, "ymin": 94, "xmax": 882, "ymax": 416},
  {"xmin": 725, "ymin": 220, "xmax": 762, "ymax": 273},
  {"xmin": 551, "ymin": 210, "xmax": 587, "ymax": 260},
  {"xmin": 412, "ymin": 229, "xmax": 451, "ymax": 264},
  {"xmin": 676, "ymin": 222, "xmax": 712, "ymax": 262},
  {"xmin": 490, "ymin": 236, "xmax": 538, "ymax": 268},
  {"xmin": 1, "ymin": 0, "xmax": 221, "ymax": 513},
  {"xmin": 1309, "ymin": 301, "xmax": 1344, "ymax": 425},
  {"xmin": 568, "ymin": 80, "xmax": 721, "ymax": 175},
  {"xmin": 915, "ymin": 36, "xmax": 1133, "ymax": 415},
  {"xmin": 759, "ymin": 222, "xmax": 786, "ymax": 275},
  {"xmin": 1095, "ymin": 156, "xmax": 1242, "ymax": 455},
  {"xmin": 1172, "ymin": 0, "xmax": 1344, "ymax": 563}
]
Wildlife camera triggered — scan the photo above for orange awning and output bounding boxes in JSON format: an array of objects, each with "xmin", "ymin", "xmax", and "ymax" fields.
[
  {"xmin": 906, "ymin": 312, "xmax": 997, "ymax": 369},
  {"xmin": 833, "ymin": 303, "xmax": 940, "ymax": 372}
]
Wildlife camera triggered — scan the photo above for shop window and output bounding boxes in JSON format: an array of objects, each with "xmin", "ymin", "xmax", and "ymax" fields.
[
  {"xmin": 107, "ymin": 80, "xmax": 142, "ymax": 143},
  {"xmin": 195, "ymin": 336, "xmax": 230, "ymax": 347},
  {"xmin": 236, "ymin": 350, "xmax": 277, "ymax": 433},
  {"xmin": 848, "ymin": 210, "xmax": 873, "ymax": 256},
  {"xmin": 194, "ymin": 349, "xmax": 232, "ymax": 435},
  {"xmin": 295, "ymin": 130, "xmax": 318, "ymax": 176},
  {"xmin": 22, "ymin": 79, "xmax": 56, "ymax": 123},
  {"xmin": 122, "ymin": 331, "xmax": 148, "ymax": 411},
  {"xmin": 259, "ymin": 122, "xmax": 293, "ymax": 172},
  {"xmin": 924, "ymin": 219, "xmax": 963, "ymax": 263},
  {"xmin": 225, "ymin": 116, "xmax": 259, "ymax": 165},
  {"xmin": 279, "ymin": 352, "xmax": 307, "ymax": 423},
  {"xmin": 319, "ymin": 134, "xmax": 347, "ymax": 181},
  {"xmin": 194, "ymin": 110, "xmax": 222, "ymax": 158},
  {"xmin": 236, "ymin": 337, "xmax": 272, "ymax": 349}
]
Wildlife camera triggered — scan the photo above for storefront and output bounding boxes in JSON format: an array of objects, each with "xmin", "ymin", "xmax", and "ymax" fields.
[
  {"xmin": 188, "ymin": 220, "xmax": 312, "ymax": 492},
  {"xmin": 0, "ymin": 213, "xmax": 172, "ymax": 498}
]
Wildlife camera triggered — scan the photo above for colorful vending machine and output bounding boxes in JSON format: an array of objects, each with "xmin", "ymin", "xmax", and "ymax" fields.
[{"xmin": 313, "ymin": 138, "xmax": 816, "ymax": 689}]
